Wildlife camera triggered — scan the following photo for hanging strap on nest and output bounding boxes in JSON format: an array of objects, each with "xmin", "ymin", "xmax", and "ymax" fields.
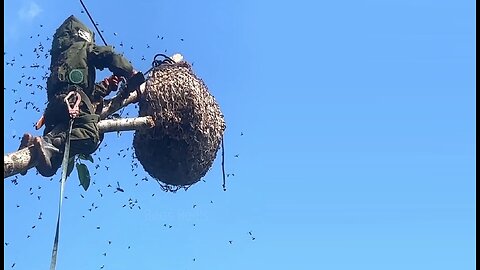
[
  {"xmin": 221, "ymin": 137, "xmax": 227, "ymax": 191},
  {"xmin": 143, "ymin": 53, "xmax": 176, "ymax": 74},
  {"xmin": 49, "ymin": 90, "xmax": 81, "ymax": 270}
]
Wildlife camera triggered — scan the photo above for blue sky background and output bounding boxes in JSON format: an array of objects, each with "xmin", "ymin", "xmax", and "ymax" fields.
[{"xmin": 3, "ymin": 0, "xmax": 476, "ymax": 269}]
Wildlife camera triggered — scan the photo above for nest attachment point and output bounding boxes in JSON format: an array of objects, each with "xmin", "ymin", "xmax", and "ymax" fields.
[{"xmin": 133, "ymin": 61, "xmax": 226, "ymax": 188}]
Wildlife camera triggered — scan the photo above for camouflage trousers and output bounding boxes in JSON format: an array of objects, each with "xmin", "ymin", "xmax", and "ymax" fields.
[{"xmin": 41, "ymin": 93, "xmax": 100, "ymax": 176}]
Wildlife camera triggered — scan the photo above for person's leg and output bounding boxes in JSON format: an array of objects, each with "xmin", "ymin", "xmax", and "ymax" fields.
[
  {"xmin": 69, "ymin": 121, "xmax": 100, "ymax": 156},
  {"xmin": 34, "ymin": 121, "xmax": 100, "ymax": 177},
  {"xmin": 32, "ymin": 95, "xmax": 100, "ymax": 176},
  {"xmin": 16, "ymin": 129, "xmax": 65, "ymax": 177},
  {"xmin": 33, "ymin": 136, "xmax": 62, "ymax": 177},
  {"xmin": 17, "ymin": 133, "xmax": 35, "ymax": 175},
  {"xmin": 33, "ymin": 122, "xmax": 69, "ymax": 177}
]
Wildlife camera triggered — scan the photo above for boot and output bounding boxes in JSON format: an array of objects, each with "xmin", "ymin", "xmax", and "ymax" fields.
[
  {"xmin": 18, "ymin": 133, "xmax": 35, "ymax": 175},
  {"xmin": 33, "ymin": 137, "xmax": 62, "ymax": 177}
]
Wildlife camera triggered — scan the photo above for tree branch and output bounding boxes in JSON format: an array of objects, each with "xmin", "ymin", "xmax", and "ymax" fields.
[
  {"xmin": 100, "ymin": 83, "xmax": 145, "ymax": 119},
  {"xmin": 98, "ymin": 115, "xmax": 154, "ymax": 133},
  {"xmin": 4, "ymin": 116, "xmax": 154, "ymax": 179}
]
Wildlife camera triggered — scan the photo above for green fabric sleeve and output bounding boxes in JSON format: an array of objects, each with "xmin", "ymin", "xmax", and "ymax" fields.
[{"xmin": 89, "ymin": 45, "xmax": 134, "ymax": 78}]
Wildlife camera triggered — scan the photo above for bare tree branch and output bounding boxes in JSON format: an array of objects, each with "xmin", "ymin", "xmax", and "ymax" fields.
[
  {"xmin": 100, "ymin": 83, "xmax": 145, "ymax": 119},
  {"xmin": 98, "ymin": 115, "xmax": 154, "ymax": 132},
  {"xmin": 4, "ymin": 147, "xmax": 35, "ymax": 179},
  {"xmin": 4, "ymin": 116, "xmax": 154, "ymax": 179}
]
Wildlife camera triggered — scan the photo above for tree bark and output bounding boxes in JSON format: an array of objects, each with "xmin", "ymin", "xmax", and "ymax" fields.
[
  {"xmin": 97, "ymin": 115, "xmax": 154, "ymax": 133},
  {"xmin": 4, "ymin": 116, "xmax": 154, "ymax": 179},
  {"xmin": 100, "ymin": 83, "xmax": 145, "ymax": 119}
]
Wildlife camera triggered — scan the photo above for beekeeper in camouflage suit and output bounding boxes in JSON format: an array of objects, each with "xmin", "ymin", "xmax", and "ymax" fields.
[{"xmin": 18, "ymin": 15, "xmax": 144, "ymax": 177}]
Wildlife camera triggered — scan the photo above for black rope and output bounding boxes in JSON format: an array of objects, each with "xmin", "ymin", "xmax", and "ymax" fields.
[
  {"xmin": 144, "ymin": 54, "xmax": 176, "ymax": 74},
  {"xmin": 79, "ymin": 0, "xmax": 108, "ymax": 46},
  {"xmin": 152, "ymin": 54, "xmax": 175, "ymax": 65},
  {"xmin": 221, "ymin": 137, "xmax": 226, "ymax": 191}
]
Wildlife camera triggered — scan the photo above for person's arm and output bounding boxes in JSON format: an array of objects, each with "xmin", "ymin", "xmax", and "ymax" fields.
[
  {"xmin": 89, "ymin": 44, "xmax": 135, "ymax": 78},
  {"xmin": 89, "ymin": 44, "xmax": 145, "ymax": 100}
]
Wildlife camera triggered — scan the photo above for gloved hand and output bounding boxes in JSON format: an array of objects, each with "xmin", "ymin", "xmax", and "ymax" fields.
[
  {"xmin": 127, "ymin": 71, "xmax": 145, "ymax": 90},
  {"xmin": 100, "ymin": 75, "xmax": 123, "ymax": 93},
  {"xmin": 121, "ymin": 71, "xmax": 145, "ymax": 98}
]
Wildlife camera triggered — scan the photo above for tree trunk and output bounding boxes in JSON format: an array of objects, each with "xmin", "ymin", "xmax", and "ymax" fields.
[{"xmin": 4, "ymin": 116, "xmax": 154, "ymax": 179}]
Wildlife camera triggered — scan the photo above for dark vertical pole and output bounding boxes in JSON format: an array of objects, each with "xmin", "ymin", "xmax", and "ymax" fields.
[
  {"xmin": 79, "ymin": 0, "xmax": 108, "ymax": 46},
  {"xmin": 221, "ymin": 138, "xmax": 226, "ymax": 191}
]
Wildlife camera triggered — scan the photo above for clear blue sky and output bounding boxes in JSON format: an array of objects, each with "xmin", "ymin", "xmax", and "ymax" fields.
[{"xmin": 3, "ymin": 0, "xmax": 476, "ymax": 269}]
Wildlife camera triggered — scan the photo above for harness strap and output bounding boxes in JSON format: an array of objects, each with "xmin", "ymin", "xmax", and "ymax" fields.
[
  {"xmin": 71, "ymin": 87, "xmax": 95, "ymax": 115},
  {"xmin": 49, "ymin": 119, "xmax": 74, "ymax": 270},
  {"xmin": 50, "ymin": 86, "xmax": 92, "ymax": 270}
]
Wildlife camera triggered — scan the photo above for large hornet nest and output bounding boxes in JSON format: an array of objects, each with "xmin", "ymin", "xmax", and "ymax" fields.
[{"xmin": 133, "ymin": 54, "xmax": 226, "ymax": 188}]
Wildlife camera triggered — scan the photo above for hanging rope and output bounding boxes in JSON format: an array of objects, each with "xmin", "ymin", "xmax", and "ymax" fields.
[
  {"xmin": 221, "ymin": 137, "xmax": 226, "ymax": 191},
  {"xmin": 79, "ymin": 0, "xmax": 108, "ymax": 46}
]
